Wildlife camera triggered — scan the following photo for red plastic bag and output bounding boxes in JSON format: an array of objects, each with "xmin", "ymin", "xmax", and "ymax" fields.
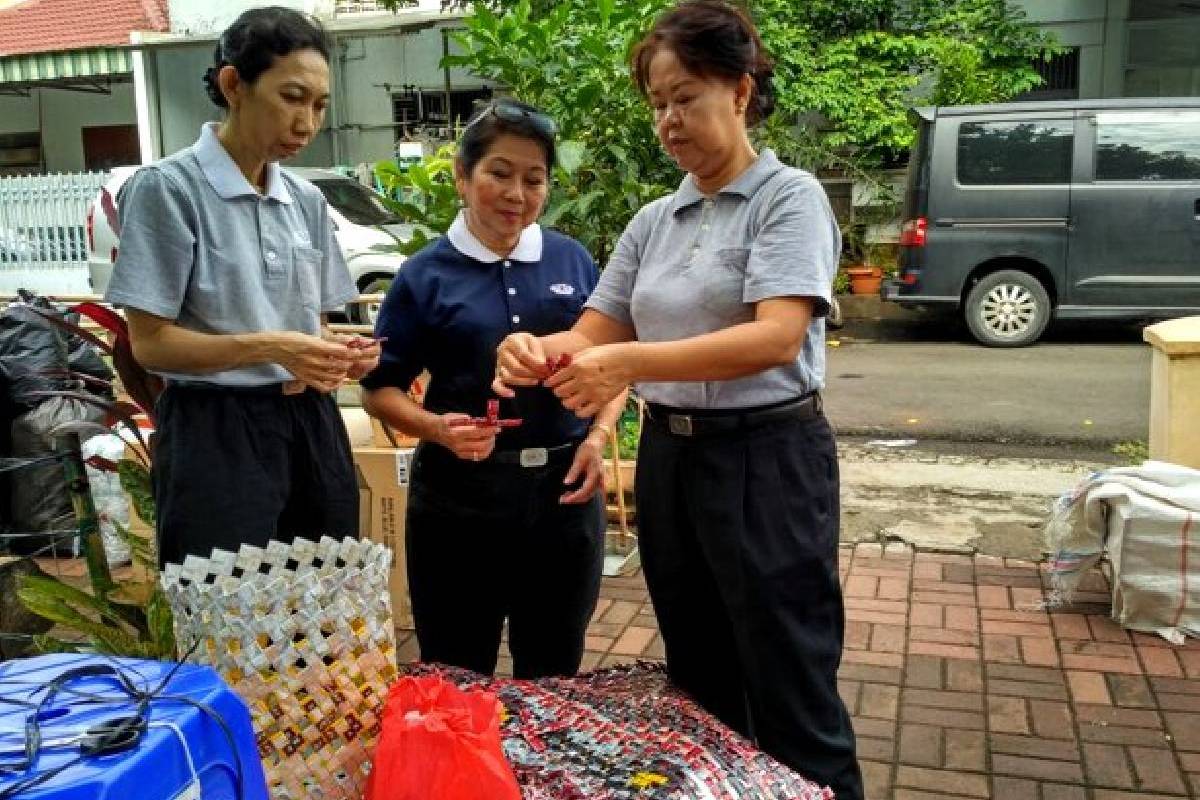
[{"xmin": 365, "ymin": 674, "xmax": 521, "ymax": 800}]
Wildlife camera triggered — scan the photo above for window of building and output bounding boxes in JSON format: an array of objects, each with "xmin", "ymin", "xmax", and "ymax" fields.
[
  {"xmin": 1019, "ymin": 48, "xmax": 1081, "ymax": 101},
  {"xmin": 0, "ymin": 132, "xmax": 42, "ymax": 176},
  {"xmin": 957, "ymin": 120, "xmax": 1074, "ymax": 185},
  {"xmin": 1095, "ymin": 113, "xmax": 1200, "ymax": 181},
  {"xmin": 391, "ymin": 87, "xmax": 492, "ymax": 134}
]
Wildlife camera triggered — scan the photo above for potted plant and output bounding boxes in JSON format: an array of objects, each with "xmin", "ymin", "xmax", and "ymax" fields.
[{"xmin": 845, "ymin": 263, "xmax": 883, "ymax": 295}]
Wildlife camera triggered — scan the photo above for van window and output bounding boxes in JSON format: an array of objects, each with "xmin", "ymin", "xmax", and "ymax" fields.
[
  {"xmin": 957, "ymin": 120, "xmax": 1073, "ymax": 185},
  {"xmin": 1095, "ymin": 113, "xmax": 1200, "ymax": 181}
]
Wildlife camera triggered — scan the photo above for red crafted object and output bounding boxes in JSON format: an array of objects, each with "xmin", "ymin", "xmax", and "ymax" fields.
[
  {"xmin": 450, "ymin": 398, "xmax": 523, "ymax": 429},
  {"xmin": 544, "ymin": 353, "xmax": 572, "ymax": 377}
]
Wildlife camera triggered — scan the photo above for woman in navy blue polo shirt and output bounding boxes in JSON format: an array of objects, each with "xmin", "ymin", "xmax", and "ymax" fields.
[{"xmin": 361, "ymin": 101, "xmax": 625, "ymax": 679}]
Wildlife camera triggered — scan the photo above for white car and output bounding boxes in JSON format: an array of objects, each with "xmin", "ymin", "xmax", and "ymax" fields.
[{"xmin": 86, "ymin": 166, "xmax": 409, "ymax": 324}]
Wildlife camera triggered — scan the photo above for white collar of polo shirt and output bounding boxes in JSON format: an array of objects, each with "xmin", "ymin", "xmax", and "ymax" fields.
[
  {"xmin": 194, "ymin": 123, "xmax": 293, "ymax": 205},
  {"xmin": 448, "ymin": 209, "xmax": 543, "ymax": 262}
]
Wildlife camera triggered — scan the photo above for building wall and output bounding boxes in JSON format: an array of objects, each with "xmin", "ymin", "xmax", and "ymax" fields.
[
  {"xmin": 1015, "ymin": 0, "xmax": 1200, "ymax": 99},
  {"xmin": 0, "ymin": 82, "xmax": 137, "ymax": 172},
  {"xmin": 146, "ymin": 23, "xmax": 476, "ymax": 168},
  {"xmin": 329, "ymin": 25, "xmax": 479, "ymax": 168},
  {"xmin": 169, "ymin": 0, "xmax": 335, "ymax": 35},
  {"xmin": 1013, "ymin": 0, "xmax": 1128, "ymax": 98},
  {"xmin": 150, "ymin": 43, "xmax": 222, "ymax": 159}
]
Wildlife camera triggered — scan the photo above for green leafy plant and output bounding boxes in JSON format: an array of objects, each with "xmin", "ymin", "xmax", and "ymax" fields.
[
  {"xmin": 17, "ymin": 301, "xmax": 174, "ymax": 659},
  {"xmin": 1112, "ymin": 440, "xmax": 1149, "ymax": 466},
  {"xmin": 438, "ymin": 0, "xmax": 679, "ymax": 265},
  {"xmin": 375, "ymin": 145, "xmax": 461, "ymax": 256}
]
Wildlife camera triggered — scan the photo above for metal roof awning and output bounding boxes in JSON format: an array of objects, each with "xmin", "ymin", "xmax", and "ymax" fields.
[{"xmin": 0, "ymin": 47, "xmax": 133, "ymax": 95}]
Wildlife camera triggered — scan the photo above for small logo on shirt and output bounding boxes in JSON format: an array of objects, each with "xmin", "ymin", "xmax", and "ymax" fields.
[{"xmin": 549, "ymin": 283, "xmax": 575, "ymax": 296}]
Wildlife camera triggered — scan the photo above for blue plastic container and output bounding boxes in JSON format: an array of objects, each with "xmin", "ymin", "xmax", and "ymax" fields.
[{"xmin": 0, "ymin": 654, "xmax": 268, "ymax": 800}]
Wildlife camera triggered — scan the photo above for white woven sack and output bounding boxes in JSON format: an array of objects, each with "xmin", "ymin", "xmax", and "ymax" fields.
[{"xmin": 161, "ymin": 536, "xmax": 397, "ymax": 799}]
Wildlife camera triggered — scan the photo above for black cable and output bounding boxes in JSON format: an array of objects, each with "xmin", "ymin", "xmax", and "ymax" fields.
[{"xmin": 0, "ymin": 644, "xmax": 246, "ymax": 800}]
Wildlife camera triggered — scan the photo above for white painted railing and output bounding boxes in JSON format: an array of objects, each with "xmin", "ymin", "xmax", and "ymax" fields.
[{"xmin": 0, "ymin": 172, "xmax": 108, "ymax": 295}]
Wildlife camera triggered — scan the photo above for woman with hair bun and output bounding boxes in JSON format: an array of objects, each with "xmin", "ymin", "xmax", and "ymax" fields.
[
  {"xmin": 104, "ymin": 6, "xmax": 379, "ymax": 567},
  {"xmin": 495, "ymin": 2, "xmax": 861, "ymax": 796}
]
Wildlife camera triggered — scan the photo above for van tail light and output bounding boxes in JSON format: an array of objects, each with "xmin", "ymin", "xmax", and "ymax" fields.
[
  {"xmin": 86, "ymin": 207, "xmax": 95, "ymax": 252},
  {"xmin": 900, "ymin": 217, "xmax": 927, "ymax": 247}
]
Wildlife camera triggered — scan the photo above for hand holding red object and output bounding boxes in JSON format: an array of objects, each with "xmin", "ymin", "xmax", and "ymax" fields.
[
  {"xmin": 544, "ymin": 352, "xmax": 572, "ymax": 378},
  {"xmin": 449, "ymin": 399, "xmax": 523, "ymax": 429},
  {"xmin": 348, "ymin": 335, "xmax": 387, "ymax": 349}
]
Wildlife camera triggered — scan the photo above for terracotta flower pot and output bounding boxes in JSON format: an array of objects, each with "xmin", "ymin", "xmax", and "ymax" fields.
[{"xmin": 846, "ymin": 265, "xmax": 883, "ymax": 295}]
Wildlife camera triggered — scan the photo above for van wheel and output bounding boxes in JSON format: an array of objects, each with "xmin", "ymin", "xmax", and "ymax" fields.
[
  {"xmin": 349, "ymin": 275, "xmax": 392, "ymax": 326},
  {"xmin": 964, "ymin": 270, "xmax": 1051, "ymax": 347}
]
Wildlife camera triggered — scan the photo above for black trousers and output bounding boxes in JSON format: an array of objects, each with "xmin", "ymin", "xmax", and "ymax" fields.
[
  {"xmin": 636, "ymin": 410, "xmax": 863, "ymax": 800},
  {"xmin": 405, "ymin": 442, "xmax": 604, "ymax": 679},
  {"xmin": 153, "ymin": 383, "xmax": 359, "ymax": 567}
]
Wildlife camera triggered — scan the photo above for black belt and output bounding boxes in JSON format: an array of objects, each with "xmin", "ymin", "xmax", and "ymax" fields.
[
  {"xmin": 487, "ymin": 441, "xmax": 577, "ymax": 467},
  {"xmin": 644, "ymin": 393, "xmax": 822, "ymax": 437}
]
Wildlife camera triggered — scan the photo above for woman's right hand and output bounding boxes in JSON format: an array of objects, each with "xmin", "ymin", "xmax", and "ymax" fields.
[
  {"xmin": 431, "ymin": 413, "xmax": 500, "ymax": 462},
  {"xmin": 272, "ymin": 332, "xmax": 355, "ymax": 394},
  {"xmin": 493, "ymin": 332, "xmax": 550, "ymax": 397}
]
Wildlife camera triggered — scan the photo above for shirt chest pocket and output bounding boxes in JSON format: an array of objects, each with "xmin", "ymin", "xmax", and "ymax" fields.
[
  {"xmin": 292, "ymin": 245, "xmax": 324, "ymax": 312},
  {"xmin": 699, "ymin": 247, "xmax": 751, "ymax": 318}
]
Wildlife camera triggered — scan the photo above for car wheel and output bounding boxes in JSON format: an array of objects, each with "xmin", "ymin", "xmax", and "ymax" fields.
[
  {"xmin": 964, "ymin": 269, "xmax": 1051, "ymax": 347},
  {"xmin": 826, "ymin": 296, "xmax": 844, "ymax": 330},
  {"xmin": 349, "ymin": 275, "xmax": 392, "ymax": 326}
]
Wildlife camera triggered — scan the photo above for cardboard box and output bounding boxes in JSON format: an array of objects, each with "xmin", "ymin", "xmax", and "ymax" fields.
[
  {"xmin": 353, "ymin": 446, "xmax": 416, "ymax": 630},
  {"xmin": 369, "ymin": 417, "xmax": 419, "ymax": 449}
]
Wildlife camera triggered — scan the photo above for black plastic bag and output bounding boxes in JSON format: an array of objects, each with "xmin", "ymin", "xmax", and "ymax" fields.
[
  {"xmin": 8, "ymin": 397, "xmax": 104, "ymax": 556},
  {"xmin": 0, "ymin": 302, "xmax": 71, "ymax": 407}
]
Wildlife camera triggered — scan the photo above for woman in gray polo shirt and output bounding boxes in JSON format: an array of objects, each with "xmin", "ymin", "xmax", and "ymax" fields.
[
  {"xmin": 104, "ymin": 8, "xmax": 379, "ymax": 566},
  {"xmin": 495, "ymin": 2, "xmax": 861, "ymax": 796}
]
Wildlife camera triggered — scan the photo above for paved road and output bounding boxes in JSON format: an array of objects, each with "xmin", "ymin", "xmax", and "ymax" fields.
[{"xmin": 823, "ymin": 318, "xmax": 1152, "ymax": 450}]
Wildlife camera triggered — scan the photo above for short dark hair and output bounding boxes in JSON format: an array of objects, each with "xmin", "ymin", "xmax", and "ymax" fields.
[
  {"xmin": 458, "ymin": 100, "xmax": 558, "ymax": 175},
  {"xmin": 631, "ymin": 0, "xmax": 775, "ymax": 126},
  {"xmin": 202, "ymin": 6, "xmax": 331, "ymax": 109}
]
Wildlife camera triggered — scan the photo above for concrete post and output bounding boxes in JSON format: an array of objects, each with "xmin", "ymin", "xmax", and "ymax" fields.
[{"xmin": 1143, "ymin": 316, "xmax": 1200, "ymax": 469}]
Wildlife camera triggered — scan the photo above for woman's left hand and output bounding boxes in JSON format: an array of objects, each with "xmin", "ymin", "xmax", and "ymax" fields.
[
  {"xmin": 546, "ymin": 344, "xmax": 635, "ymax": 419},
  {"xmin": 560, "ymin": 431, "xmax": 607, "ymax": 504}
]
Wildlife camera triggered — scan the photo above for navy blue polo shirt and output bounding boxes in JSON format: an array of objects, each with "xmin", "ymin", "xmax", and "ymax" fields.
[{"xmin": 361, "ymin": 217, "xmax": 598, "ymax": 450}]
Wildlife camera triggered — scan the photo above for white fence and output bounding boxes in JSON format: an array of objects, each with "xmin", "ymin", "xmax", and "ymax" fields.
[{"xmin": 0, "ymin": 172, "xmax": 108, "ymax": 295}]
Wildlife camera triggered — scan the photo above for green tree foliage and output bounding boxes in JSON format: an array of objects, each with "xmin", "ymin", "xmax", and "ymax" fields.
[
  {"xmin": 757, "ymin": 0, "xmax": 1058, "ymax": 165},
  {"xmin": 442, "ymin": 0, "xmax": 680, "ymax": 264},
  {"xmin": 377, "ymin": 0, "xmax": 1055, "ymax": 258}
]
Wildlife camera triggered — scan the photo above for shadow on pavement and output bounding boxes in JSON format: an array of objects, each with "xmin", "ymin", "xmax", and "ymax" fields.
[{"xmin": 837, "ymin": 310, "xmax": 1149, "ymax": 346}]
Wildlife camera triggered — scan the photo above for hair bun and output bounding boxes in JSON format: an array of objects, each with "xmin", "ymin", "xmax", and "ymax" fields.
[{"xmin": 202, "ymin": 66, "xmax": 228, "ymax": 109}]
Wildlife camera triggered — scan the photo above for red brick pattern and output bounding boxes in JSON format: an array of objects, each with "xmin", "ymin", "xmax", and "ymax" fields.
[{"xmin": 391, "ymin": 542, "xmax": 1200, "ymax": 800}]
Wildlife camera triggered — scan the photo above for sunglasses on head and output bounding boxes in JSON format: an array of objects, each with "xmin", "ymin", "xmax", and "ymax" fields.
[{"xmin": 465, "ymin": 101, "xmax": 558, "ymax": 138}]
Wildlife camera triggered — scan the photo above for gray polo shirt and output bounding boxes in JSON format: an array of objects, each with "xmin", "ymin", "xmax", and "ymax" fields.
[
  {"xmin": 104, "ymin": 124, "xmax": 358, "ymax": 386},
  {"xmin": 585, "ymin": 149, "xmax": 839, "ymax": 408}
]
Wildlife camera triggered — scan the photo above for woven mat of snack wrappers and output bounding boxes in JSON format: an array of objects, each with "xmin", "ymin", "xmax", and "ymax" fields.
[{"xmin": 393, "ymin": 661, "xmax": 833, "ymax": 800}]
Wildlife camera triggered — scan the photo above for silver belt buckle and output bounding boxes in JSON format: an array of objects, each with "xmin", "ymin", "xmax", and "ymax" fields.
[
  {"xmin": 519, "ymin": 447, "xmax": 549, "ymax": 468},
  {"xmin": 667, "ymin": 414, "xmax": 693, "ymax": 436}
]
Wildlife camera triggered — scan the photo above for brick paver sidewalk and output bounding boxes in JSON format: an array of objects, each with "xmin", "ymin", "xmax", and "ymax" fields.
[{"xmin": 395, "ymin": 541, "xmax": 1200, "ymax": 799}]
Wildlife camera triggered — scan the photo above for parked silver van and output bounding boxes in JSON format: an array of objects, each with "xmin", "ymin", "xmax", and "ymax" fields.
[{"xmin": 884, "ymin": 98, "xmax": 1200, "ymax": 346}]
